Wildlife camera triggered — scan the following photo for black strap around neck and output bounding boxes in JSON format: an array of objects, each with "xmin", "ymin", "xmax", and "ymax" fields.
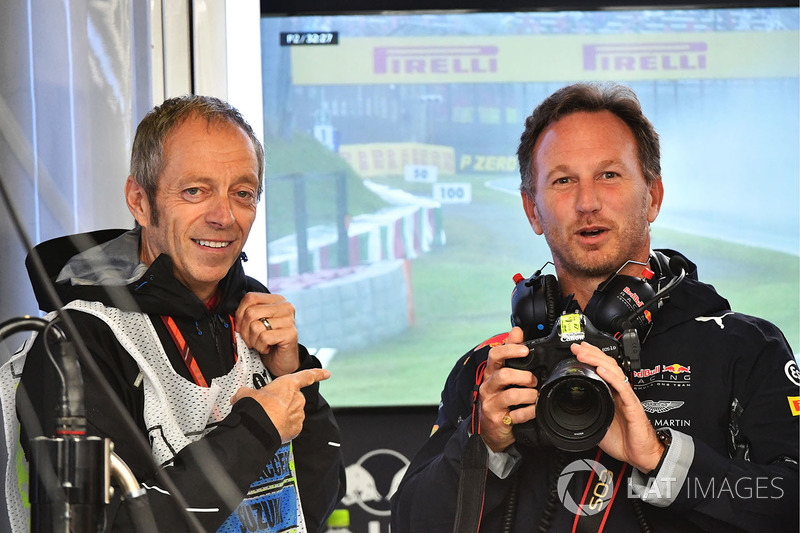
[{"xmin": 453, "ymin": 432, "xmax": 489, "ymax": 533}]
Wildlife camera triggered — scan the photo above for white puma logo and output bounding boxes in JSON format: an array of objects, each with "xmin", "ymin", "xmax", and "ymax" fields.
[{"xmin": 695, "ymin": 312, "xmax": 735, "ymax": 329}]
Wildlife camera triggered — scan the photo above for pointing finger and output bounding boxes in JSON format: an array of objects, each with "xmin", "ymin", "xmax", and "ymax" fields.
[{"xmin": 290, "ymin": 368, "xmax": 331, "ymax": 388}]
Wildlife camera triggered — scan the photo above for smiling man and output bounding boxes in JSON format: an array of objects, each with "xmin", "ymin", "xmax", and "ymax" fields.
[
  {"xmin": 7, "ymin": 96, "xmax": 344, "ymax": 532},
  {"xmin": 391, "ymin": 83, "xmax": 798, "ymax": 532}
]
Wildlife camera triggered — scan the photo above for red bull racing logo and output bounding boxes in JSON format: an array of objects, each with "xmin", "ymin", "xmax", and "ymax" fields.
[
  {"xmin": 633, "ymin": 363, "xmax": 691, "ymax": 388},
  {"xmin": 622, "ymin": 286, "xmax": 645, "ymax": 308}
]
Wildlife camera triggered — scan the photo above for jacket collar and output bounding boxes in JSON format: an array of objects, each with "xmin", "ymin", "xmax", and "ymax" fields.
[{"xmin": 31, "ymin": 228, "xmax": 264, "ymax": 318}]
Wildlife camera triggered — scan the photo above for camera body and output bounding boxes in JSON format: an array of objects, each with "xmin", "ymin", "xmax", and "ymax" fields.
[
  {"xmin": 505, "ymin": 271, "xmax": 646, "ymax": 451},
  {"xmin": 507, "ymin": 312, "xmax": 622, "ymax": 375},
  {"xmin": 506, "ymin": 312, "xmax": 621, "ymax": 451}
]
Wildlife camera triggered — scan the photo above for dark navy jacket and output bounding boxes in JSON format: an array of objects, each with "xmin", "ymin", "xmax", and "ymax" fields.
[{"xmin": 391, "ymin": 250, "xmax": 799, "ymax": 532}]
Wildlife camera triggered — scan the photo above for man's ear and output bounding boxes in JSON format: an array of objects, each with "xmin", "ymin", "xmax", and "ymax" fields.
[
  {"xmin": 125, "ymin": 176, "xmax": 151, "ymax": 227},
  {"xmin": 647, "ymin": 178, "xmax": 664, "ymax": 224},
  {"xmin": 521, "ymin": 190, "xmax": 544, "ymax": 235}
]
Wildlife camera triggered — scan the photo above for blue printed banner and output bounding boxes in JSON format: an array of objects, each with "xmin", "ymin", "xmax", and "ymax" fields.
[{"xmin": 218, "ymin": 444, "xmax": 301, "ymax": 532}]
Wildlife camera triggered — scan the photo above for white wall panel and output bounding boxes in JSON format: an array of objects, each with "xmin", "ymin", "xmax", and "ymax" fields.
[
  {"xmin": 161, "ymin": 0, "xmax": 192, "ymax": 98},
  {"xmin": 0, "ymin": 0, "xmax": 148, "ymax": 336}
]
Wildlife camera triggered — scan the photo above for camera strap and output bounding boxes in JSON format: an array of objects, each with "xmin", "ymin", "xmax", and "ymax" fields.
[
  {"xmin": 453, "ymin": 433, "xmax": 489, "ymax": 533},
  {"xmin": 453, "ymin": 360, "xmax": 489, "ymax": 533},
  {"xmin": 571, "ymin": 450, "xmax": 628, "ymax": 533}
]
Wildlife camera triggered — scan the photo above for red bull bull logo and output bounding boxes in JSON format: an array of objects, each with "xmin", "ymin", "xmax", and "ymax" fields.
[
  {"xmin": 664, "ymin": 363, "xmax": 691, "ymax": 374},
  {"xmin": 476, "ymin": 332, "xmax": 510, "ymax": 350}
]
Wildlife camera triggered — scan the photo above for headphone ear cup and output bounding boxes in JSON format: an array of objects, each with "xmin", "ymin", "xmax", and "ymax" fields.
[
  {"xmin": 585, "ymin": 274, "xmax": 657, "ymax": 338},
  {"xmin": 511, "ymin": 273, "xmax": 562, "ymax": 339}
]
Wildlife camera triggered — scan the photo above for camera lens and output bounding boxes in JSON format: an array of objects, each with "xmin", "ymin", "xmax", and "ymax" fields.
[
  {"xmin": 550, "ymin": 379, "xmax": 601, "ymax": 428},
  {"xmin": 537, "ymin": 358, "xmax": 615, "ymax": 452}
]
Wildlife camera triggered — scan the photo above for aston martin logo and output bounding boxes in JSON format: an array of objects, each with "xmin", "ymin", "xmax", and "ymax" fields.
[{"xmin": 641, "ymin": 400, "xmax": 685, "ymax": 414}]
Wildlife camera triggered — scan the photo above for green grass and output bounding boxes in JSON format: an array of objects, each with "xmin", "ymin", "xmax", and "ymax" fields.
[
  {"xmin": 263, "ymin": 132, "xmax": 389, "ymax": 240},
  {"xmin": 321, "ymin": 173, "xmax": 800, "ymax": 408}
]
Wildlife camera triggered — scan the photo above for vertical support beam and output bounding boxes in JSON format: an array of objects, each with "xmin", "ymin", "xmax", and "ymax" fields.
[
  {"xmin": 148, "ymin": 0, "xmax": 165, "ymax": 105},
  {"xmin": 191, "ymin": 0, "xmax": 227, "ymax": 99},
  {"xmin": 336, "ymin": 171, "xmax": 349, "ymax": 268},
  {"xmin": 160, "ymin": 0, "xmax": 192, "ymax": 98},
  {"xmin": 292, "ymin": 174, "xmax": 310, "ymax": 274}
]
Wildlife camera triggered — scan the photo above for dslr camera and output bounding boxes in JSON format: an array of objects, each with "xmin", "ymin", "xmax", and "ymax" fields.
[{"xmin": 506, "ymin": 271, "xmax": 647, "ymax": 452}]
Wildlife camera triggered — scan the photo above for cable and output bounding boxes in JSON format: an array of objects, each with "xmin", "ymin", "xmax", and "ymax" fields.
[
  {"xmin": 536, "ymin": 449, "xmax": 568, "ymax": 533},
  {"xmin": 500, "ymin": 469, "xmax": 520, "ymax": 533},
  {"xmin": 0, "ymin": 174, "xmax": 205, "ymax": 533},
  {"xmin": 41, "ymin": 322, "xmax": 69, "ymax": 417},
  {"xmin": 620, "ymin": 260, "xmax": 686, "ymax": 328},
  {"xmin": 632, "ymin": 498, "xmax": 652, "ymax": 533}
]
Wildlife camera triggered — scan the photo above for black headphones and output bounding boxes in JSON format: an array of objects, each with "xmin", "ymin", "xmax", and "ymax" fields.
[
  {"xmin": 509, "ymin": 270, "xmax": 562, "ymax": 340},
  {"xmin": 511, "ymin": 251, "xmax": 687, "ymax": 342}
]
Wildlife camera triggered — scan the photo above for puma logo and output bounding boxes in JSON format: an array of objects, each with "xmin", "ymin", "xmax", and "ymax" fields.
[{"xmin": 695, "ymin": 312, "xmax": 735, "ymax": 329}]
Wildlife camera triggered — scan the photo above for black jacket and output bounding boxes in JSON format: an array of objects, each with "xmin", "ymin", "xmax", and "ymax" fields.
[
  {"xmin": 391, "ymin": 249, "xmax": 799, "ymax": 532},
  {"xmin": 18, "ymin": 228, "xmax": 345, "ymax": 532}
]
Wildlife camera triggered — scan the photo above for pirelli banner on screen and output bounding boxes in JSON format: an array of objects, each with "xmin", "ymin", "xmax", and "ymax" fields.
[{"xmin": 289, "ymin": 32, "xmax": 798, "ymax": 85}]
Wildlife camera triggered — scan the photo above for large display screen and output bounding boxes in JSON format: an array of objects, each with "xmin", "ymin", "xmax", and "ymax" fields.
[{"xmin": 258, "ymin": 7, "xmax": 799, "ymax": 408}]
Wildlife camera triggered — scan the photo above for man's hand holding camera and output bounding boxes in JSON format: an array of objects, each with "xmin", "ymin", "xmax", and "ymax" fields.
[
  {"xmin": 478, "ymin": 326, "xmax": 538, "ymax": 452},
  {"xmin": 481, "ymin": 328, "xmax": 665, "ymax": 472},
  {"xmin": 573, "ymin": 342, "xmax": 665, "ymax": 473}
]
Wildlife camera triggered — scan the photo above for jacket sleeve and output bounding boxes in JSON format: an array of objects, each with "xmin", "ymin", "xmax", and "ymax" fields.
[
  {"xmin": 116, "ymin": 398, "xmax": 285, "ymax": 532},
  {"xmin": 291, "ymin": 350, "xmax": 346, "ymax": 533},
  {"xmin": 390, "ymin": 347, "xmax": 518, "ymax": 532},
  {"xmin": 18, "ymin": 310, "xmax": 285, "ymax": 532},
  {"xmin": 632, "ymin": 318, "xmax": 799, "ymax": 532}
]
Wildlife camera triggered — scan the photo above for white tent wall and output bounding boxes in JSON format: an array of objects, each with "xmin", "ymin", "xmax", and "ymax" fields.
[
  {"xmin": 0, "ymin": 0, "xmax": 265, "ymax": 346},
  {"xmin": 0, "ymin": 2, "xmax": 263, "ymax": 528}
]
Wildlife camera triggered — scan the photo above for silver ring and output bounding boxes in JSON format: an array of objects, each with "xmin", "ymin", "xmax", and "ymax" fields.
[
  {"xmin": 259, "ymin": 317, "xmax": 273, "ymax": 331},
  {"xmin": 623, "ymin": 375, "xmax": 630, "ymax": 384}
]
